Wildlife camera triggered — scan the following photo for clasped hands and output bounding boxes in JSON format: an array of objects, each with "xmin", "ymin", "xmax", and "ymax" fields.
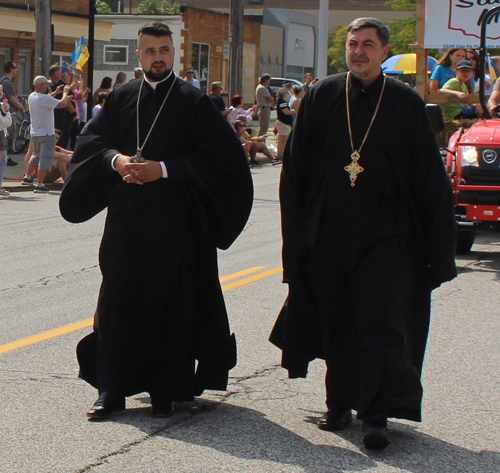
[{"xmin": 114, "ymin": 154, "xmax": 162, "ymax": 185}]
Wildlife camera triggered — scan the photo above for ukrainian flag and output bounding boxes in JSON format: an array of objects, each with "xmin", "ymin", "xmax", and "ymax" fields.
[
  {"xmin": 71, "ymin": 36, "xmax": 90, "ymax": 72},
  {"xmin": 488, "ymin": 54, "xmax": 498, "ymax": 82}
]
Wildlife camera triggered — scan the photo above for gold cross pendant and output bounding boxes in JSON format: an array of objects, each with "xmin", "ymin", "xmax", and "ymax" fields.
[{"xmin": 344, "ymin": 150, "xmax": 364, "ymax": 187}]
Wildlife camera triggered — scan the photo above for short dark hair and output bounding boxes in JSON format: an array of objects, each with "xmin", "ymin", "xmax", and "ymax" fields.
[
  {"xmin": 49, "ymin": 65, "xmax": 61, "ymax": 78},
  {"xmin": 347, "ymin": 17, "xmax": 390, "ymax": 47},
  {"xmin": 4, "ymin": 61, "xmax": 17, "ymax": 73},
  {"xmin": 259, "ymin": 74, "xmax": 271, "ymax": 84},
  {"xmin": 231, "ymin": 94, "xmax": 243, "ymax": 108},
  {"xmin": 55, "ymin": 129, "xmax": 62, "ymax": 136},
  {"xmin": 97, "ymin": 91, "xmax": 109, "ymax": 105},
  {"xmin": 138, "ymin": 22, "xmax": 173, "ymax": 39}
]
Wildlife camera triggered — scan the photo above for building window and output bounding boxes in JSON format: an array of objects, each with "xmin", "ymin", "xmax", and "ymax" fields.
[
  {"xmin": 51, "ymin": 53, "xmax": 73, "ymax": 70},
  {"xmin": 104, "ymin": 45, "xmax": 129, "ymax": 65},
  {"xmin": 192, "ymin": 43, "xmax": 210, "ymax": 94}
]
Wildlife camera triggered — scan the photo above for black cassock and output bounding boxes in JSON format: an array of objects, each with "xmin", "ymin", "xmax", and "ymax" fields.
[
  {"xmin": 270, "ymin": 72, "xmax": 457, "ymax": 421},
  {"xmin": 60, "ymin": 75, "xmax": 253, "ymax": 401}
]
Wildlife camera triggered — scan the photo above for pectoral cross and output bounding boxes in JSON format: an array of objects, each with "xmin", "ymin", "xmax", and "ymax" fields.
[
  {"xmin": 131, "ymin": 149, "xmax": 144, "ymax": 163},
  {"xmin": 344, "ymin": 151, "xmax": 364, "ymax": 187}
]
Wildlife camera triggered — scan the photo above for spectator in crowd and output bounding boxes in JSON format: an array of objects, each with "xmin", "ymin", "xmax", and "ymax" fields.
[
  {"xmin": 487, "ymin": 76, "xmax": 500, "ymax": 117},
  {"xmin": 209, "ymin": 82, "xmax": 230, "ymax": 118},
  {"xmin": 255, "ymin": 74, "xmax": 274, "ymax": 136},
  {"xmin": 283, "ymin": 81, "xmax": 292, "ymax": 93},
  {"xmin": 439, "ymin": 60, "xmax": 483, "ymax": 121},
  {"xmin": 275, "ymin": 88, "xmax": 295, "ymax": 162},
  {"xmin": 465, "ymin": 49, "xmax": 491, "ymax": 95},
  {"xmin": 49, "ymin": 65, "xmax": 76, "ymax": 149},
  {"xmin": 22, "ymin": 76, "xmax": 71, "ymax": 193},
  {"xmin": 290, "ymin": 85, "xmax": 304, "ymax": 117},
  {"xmin": 92, "ymin": 92, "xmax": 108, "ymax": 118},
  {"xmin": 0, "ymin": 84, "xmax": 12, "ymax": 198},
  {"xmin": 133, "ymin": 67, "xmax": 144, "ymax": 80},
  {"xmin": 183, "ymin": 66, "xmax": 201, "ymax": 89},
  {"xmin": 429, "ymin": 48, "xmax": 466, "ymax": 94},
  {"xmin": 302, "ymin": 72, "xmax": 314, "ymax": 93},
  {"xmin": 229, "ymin": 94, "xmax": 257, "ymax": 124},
  {"xmin": 234, "ymin": 120, "xmax": 278, "ymax": 166},
  {"xmin": 43, "ymin": 129, "xmax": 73, "ymax": 184},
  {"xmin": 92, "ymin": 76, "xmax": 113, "ymax": 106},
  {"xmin": 70, "ymin": 75, "xmax": 91, "ymax": 149},
  {"xmin": 113, "ymin": 71, "xmax": 127, "ymax": 89},
  {"xmin": 0, "ymin": 61, "xmax": 25, "ymax": 166}
]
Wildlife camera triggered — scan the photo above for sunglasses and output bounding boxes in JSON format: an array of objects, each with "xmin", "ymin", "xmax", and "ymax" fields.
[{"xmin": 186, "ymin": 71, "xmax": 194, "ymax": 74}]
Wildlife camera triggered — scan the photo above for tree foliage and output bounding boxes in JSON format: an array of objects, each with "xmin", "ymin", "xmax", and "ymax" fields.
[
  {"xmin": 96, "ymin": 0, "xmax": 113, "ymax": 14},
  {"xmin": 384, "ymin": 0, "xmax": 416, "ymax": 11},
  {"xmin": 327, "ymin": 26, "xmax": 348, "ymax": 75},
  {"xmin": 136, "ymin": 0, "xmax": 181, "ymax": 14}
]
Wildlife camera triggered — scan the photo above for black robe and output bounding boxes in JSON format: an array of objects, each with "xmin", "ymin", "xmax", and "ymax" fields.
[
  {"xmin": 270, "ymin": 72, "xmax": 457, "ymax": 421},
  {"xmin": 59, "ymin": 74, "xmax": 253, "ymax": 401}
]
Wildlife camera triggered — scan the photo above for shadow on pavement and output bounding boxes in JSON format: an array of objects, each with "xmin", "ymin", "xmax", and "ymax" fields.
[{"xmin": 107, "ymin": 400, "xmax": 499, "ymax": 472}]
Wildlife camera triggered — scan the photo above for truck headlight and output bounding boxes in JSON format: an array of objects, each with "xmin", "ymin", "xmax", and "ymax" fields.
[{"xmin": 462, "ymin": 146, "xmax": 479, "ymax": 166}]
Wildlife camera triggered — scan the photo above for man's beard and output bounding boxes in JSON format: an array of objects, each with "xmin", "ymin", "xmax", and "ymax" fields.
[{"xmin": 143, "ymin": 63, "xmax": 172, "ymax": 82}]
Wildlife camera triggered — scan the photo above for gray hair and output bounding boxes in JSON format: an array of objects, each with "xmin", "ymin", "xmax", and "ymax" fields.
[{"xmin": 347, "ymin": 17, "xmax": 390, "ymax": 47}]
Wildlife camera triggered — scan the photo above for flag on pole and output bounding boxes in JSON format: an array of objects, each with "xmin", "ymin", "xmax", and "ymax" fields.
[
  {"xmin": 71, "ymin": 36, "xmax": 90, "ymax": 72},
  {"xmin": 487, "ymin": 54, "xmax": 498, "ymax": 82}
]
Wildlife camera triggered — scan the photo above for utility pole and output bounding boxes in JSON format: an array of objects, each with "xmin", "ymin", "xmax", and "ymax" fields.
[
  {"xmin": 228, "ymin": 0, "xmax": 244, "ymax": 98},
  {"xmin": 35, "ymin": 0, "xmax": 52, "ymax": 76},
  {"xmin": 317, "ymin": 0, "xmax": 329, "ymax": 79}
]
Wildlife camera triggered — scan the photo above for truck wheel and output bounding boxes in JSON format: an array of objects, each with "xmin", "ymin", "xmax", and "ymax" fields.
[{"xmin": 456, "ymin": 230, "xmax": 476, "ymax": 254}]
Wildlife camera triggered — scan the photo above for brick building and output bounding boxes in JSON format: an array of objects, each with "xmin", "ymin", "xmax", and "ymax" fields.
[
  {"xmin": 96, "ymin": 7, "xmax": 260, "ymax": 100},
  {"xmin": 0, "ymin": 0, "xmax": 111, "ymax": 96}
]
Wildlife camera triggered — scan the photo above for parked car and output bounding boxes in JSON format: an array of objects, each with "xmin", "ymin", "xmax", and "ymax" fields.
[{"xmin": 268, "ymin": 77, "xmax": 303, "ymax": 95}]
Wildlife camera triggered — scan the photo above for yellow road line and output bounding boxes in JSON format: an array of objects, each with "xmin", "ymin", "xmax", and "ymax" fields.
[
  {"xmin": 219, "ymin": 266, "xmax": 265, "ymax": 283},
  {"xmin": 222, "ymin": 267, "xmax": 283, "ymax": 292},
  {"xmin": 0, "ymin": 318, "xmax": 94, "ymax": 355},
  {"xmin": 0, "ymin": 266, "xmax": 283, "ymax": 355}
]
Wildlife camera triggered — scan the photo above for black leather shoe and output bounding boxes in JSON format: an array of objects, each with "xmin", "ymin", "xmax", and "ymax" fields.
[
  {"xmin": 151, "ymin": 399, "xmax": 174, "ymax": 418},
  {"xmin": 87, "ymin": 396, "xmax": 126, "ymax": 420},
  {"xmin": 7, "ymin": 158, "xmax": 18, "ymax": 166},
  {"xmin": 362, "ymin": 422, "xmax": 391, "ymax": 450},
  {"xmin": 318, "ymin": 409, "xmax": 352, "ymax": 431}
]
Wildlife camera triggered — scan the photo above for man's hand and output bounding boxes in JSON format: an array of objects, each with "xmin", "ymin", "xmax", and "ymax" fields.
[{"xmin": 116, "ymin": 155, "xmax": 162, "ymax": 184}]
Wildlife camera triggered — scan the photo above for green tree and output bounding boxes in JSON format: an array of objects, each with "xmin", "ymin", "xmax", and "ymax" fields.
[
  {"xmin": 136, "ymin": 0, "xmax": 181, "ymax": 14},
  {"xmin": 327, "ymin": 26, "xmax": 348, "ymax": 75},
  {"xmin": 385, "ymin": 0, "xmax": 416, "ymax": 11},
  {"xmin": 96, "ymin": 0, "xmax": 113, "ymax": 14}
]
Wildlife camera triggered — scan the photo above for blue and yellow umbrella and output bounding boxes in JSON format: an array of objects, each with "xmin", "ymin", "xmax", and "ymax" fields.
[{"xmin": 382, "ymin": 53, "xmax": 438, "ymax": 74}]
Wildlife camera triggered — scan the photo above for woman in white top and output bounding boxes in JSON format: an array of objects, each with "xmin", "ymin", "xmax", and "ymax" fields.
[{"xmin": 228, "ymin": 94, "xmax": 258, "ymax": 124}]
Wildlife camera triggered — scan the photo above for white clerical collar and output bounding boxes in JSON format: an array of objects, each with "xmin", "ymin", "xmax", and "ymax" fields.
[{"xmin": 144, "ymin": 70, "xmax": 174, "ymax": 90}]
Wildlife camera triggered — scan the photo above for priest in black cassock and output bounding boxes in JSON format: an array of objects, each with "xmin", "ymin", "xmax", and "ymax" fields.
[
  {"xmin": 59, "ymin": 22, "xmax": 253, "ymax": 419},
  {"xmin": 270, "ymin": 18, "xmax": 457, "ymax": 450}
]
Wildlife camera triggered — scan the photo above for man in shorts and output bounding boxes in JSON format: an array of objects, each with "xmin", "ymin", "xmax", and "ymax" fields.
[{"xmin": 22, "ymin": 76, "xmax": 71, "ymax": 193}]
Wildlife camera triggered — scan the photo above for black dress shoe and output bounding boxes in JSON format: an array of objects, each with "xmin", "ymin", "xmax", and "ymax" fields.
[
  {"xmin": 87, "ymin": 396, "xmax": 126, "ymax": 420},
  {"xmin": 7, "ymin": 158, "xmax": 18, "ymax": 166},
  {"xmin": 318, "ymin": 409, "xmax": 352, "ymax": 431},
  {"xmin": 151, "ymin": 399, "xmax": 174, "ymax": 418},
  {"xmin": 362, "ymin": 422, "xmax": 391, "ymax": 450}
]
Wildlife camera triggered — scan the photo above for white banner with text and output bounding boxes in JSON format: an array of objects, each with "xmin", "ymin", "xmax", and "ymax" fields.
[{"xmin": 424, "ymin": 1, "xmax": 500, "ymax": 49}]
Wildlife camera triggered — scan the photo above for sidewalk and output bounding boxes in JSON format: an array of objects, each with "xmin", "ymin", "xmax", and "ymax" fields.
[
  {"xmin": 1, "ymin": 116, "xmax": 278, "ymax": 194},
  {"xmin": 2, "ymin": 151, "xmax": 64, "ymax": 193}
]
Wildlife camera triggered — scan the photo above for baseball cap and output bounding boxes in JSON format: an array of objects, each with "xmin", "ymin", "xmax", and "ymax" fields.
[
  {"xmin": 33, "ymin": 75, "xmax": 49, "ymax": 86},
  {"xmin": 456, "ymin": 60, "xmax": 474, "ymax": 70}
]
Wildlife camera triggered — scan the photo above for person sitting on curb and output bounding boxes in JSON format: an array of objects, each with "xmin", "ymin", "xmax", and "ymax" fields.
[
  {"xmin": 234, "ymin": 120, "xmax": 278, "ymax": 166},
  {"xmin": 22, "ymin": 76, "xmax": 71, "ymax": 193},
  {"xmin": 43, "ymin": 129, "xmax": 73, "ymax": 184}
]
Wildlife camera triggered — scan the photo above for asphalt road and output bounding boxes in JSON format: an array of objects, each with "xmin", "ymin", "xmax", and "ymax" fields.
[{"xmin": 0, "ymin": 167, "xmax": 499, "ymax": 472}]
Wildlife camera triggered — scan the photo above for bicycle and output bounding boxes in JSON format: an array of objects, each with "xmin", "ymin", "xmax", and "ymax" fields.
[{"xmin": 11, "ymin": 111, "xmax": 30, "ymax": 154}]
